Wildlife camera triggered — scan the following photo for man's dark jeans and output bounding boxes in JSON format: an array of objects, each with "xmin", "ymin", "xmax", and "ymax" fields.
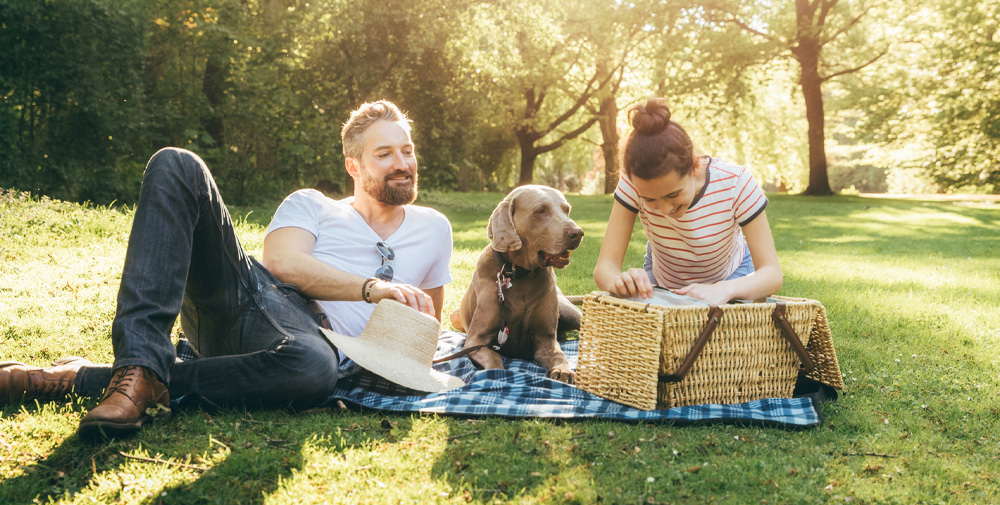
[{"xmin": 75, "ymin": 148, "xmax": 339, "ymax": 409}]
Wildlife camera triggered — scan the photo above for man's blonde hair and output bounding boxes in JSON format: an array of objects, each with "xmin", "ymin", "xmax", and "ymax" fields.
[{"xmin": 341, "ymin": 100, "xmax": 411, "ymax": 160}]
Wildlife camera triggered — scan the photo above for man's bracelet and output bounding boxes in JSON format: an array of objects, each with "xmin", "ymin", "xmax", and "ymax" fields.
[{"xmin": 361, "ymin": 277, "xmax": 378, "ymax": 303}]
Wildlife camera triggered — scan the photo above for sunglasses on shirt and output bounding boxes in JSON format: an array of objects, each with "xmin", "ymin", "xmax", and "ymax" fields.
[{"xmin": 375, "ymin": 241, "xmax": 394, "ymax": 281}]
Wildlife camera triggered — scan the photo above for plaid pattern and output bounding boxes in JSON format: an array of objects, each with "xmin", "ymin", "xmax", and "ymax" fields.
[{"xmin": 175, "ymin": 331, "xmax": 822, "ymax": 428}]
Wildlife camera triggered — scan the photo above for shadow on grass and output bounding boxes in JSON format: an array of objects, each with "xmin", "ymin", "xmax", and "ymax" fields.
[
  {"xmin": 0, "ymin": 406, "xmax": 410, "ymax": 505},
  {"xmin": 782, "ymin": 271, "xmax": 999, "ymax": 429},
  {"xmin": 426, "ymin": 418, "xmax": 608, "ymax": 503},
  {"xmin": 419, "ymin": 265, "xmax": 1000, "ymax": 502}
]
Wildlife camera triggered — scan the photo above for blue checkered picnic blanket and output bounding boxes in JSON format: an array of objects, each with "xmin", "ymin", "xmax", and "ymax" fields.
[
  {"xmin": 176, "ymin": 332, "xmax": 822, "ymax": 427},
  {"xmin": 325, "ymin": 331, "xmax": 823, "ymax": 428}
]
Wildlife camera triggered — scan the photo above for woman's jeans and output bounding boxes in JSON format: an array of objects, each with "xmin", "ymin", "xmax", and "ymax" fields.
[{"xmin": 75, "ymin": 148, "xmax": 339, "ymax": 409}]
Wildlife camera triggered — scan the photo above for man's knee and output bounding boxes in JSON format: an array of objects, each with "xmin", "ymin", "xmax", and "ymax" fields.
[
  {"xmin": 275, "ymin": 339, "xmax": 339, "ymax": 405},
  {"xmin": 144, "ymin": 147, "xmax": 210, "ymax": 185}
]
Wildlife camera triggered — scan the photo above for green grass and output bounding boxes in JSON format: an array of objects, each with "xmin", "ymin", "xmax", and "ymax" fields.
[{"xmin": 2, "ymin": 187, "xmax": 999, "ymax": 504}]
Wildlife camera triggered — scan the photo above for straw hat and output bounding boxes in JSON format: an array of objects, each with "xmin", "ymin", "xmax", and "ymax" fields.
[{"xmin": 319, "ymin": 299, "xmax": 466, "ymax": 393}]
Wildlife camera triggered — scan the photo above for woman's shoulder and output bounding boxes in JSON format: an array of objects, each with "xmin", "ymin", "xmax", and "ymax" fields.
[{"xmin": 707, "ymin": 157, "xmax": 749, "ymax": 177}]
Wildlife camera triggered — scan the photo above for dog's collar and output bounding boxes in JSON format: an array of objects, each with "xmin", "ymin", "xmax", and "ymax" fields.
[
  {"xmin": 492, "ymin": 250, "xmax": 535, "ymax": 280},
  {"xmin": 490, "ymin": 249, "xmax": 537, "ymax": 351}
]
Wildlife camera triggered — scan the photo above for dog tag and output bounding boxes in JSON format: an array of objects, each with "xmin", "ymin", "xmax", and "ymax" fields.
[
  {"xmin": 497, "ymin": 327, "xmax": 509, "ymax": 346},
  {"xmin": 496, "ymin": 273, "xmax": 507, "ymax": 301}
]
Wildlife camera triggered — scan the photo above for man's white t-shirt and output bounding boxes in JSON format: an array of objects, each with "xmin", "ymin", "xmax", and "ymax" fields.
[{"xmin": 265, "ymin": 189, "xmax": 453, "ymax": 349}]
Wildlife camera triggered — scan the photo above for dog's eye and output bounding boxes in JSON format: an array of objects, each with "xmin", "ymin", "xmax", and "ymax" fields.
[{"xmin": 535, "ymin": 206, "xmax": 547, "ymax": 215}]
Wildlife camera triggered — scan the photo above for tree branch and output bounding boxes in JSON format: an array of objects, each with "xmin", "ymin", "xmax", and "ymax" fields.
[
  {"xmin": 544, "ymin": 72, "xmax": 601, "ymax": 133},
  {"xmin": 819, "ymin": 7, "xmax": 872, "ymax": 46},
  {"xmin": 796, "ymin": 0, "xmax": 819, "ymax": 28},
  {"xmin": 610, "ymin": 60, "xmax": 627, "ymax": 95},
  {"xmin": 816, "ymin": 0, "xmax": 838, "ymax": 28},
  {"xmin": 536, "ymin": 116, "xmax": 599, "ymax": 155},
  {"xmin": 704, "ymin": 6, "xmax": 782, "ymax": 44},
  {"xmin": 820, "ymin": 49, "xmax": 887, "ymax": 82}
]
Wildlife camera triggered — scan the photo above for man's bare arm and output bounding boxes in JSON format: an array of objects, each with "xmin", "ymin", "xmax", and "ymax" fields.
[{"xmin": 262, "ymin": 227, "xmax": 434, "ymax": 316}]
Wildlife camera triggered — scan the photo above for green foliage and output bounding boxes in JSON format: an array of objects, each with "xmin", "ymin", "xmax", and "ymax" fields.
[
  {"xmin": 0, "ymin": 0, "xmax": 150, "ymax": 203},
  {"xmin": 925, "ymin": 0, "xmax": 1000, "ymax": 191},
  {"xmin": 2, "ymin": 0, "xmax": 997, "ymax": 203},
  {"xmin": 837, "ymin": 0, "xmax": 998, "ymax": 194}
]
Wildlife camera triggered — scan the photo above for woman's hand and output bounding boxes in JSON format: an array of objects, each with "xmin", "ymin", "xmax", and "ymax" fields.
[
  {"xmin": 370, "ymin": 281, "xmax": 435, "ymax": 317},
  {"xmin": 610, "ymin": 268, "xmax": 654, "ymax": 299},
  {"xmin": 674, "ymin": 283, "xmax": 734, "ymax": 306}
]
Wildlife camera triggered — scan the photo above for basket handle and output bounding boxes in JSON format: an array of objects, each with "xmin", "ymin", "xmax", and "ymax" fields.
[
  {"xmin": 658, "ymin": 302, "xmax": 816, "ymax": 383},
  {"xmin": 772, "ymin": 302, "xmax": 815, "ymax": 374},
  {"xmin": 659, "ymin": 306, "xmax": 724, "ymax": 382}
]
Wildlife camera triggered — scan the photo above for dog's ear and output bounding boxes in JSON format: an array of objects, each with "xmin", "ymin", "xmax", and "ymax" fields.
[{"xmin": 487, "ymin": 197, "xmax": 521, "ymax": 252}]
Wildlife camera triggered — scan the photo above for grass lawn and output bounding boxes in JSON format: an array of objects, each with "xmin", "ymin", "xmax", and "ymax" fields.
[{"xmin": 1, "ymin": 188, "xmax": 998, "ymax": 504}]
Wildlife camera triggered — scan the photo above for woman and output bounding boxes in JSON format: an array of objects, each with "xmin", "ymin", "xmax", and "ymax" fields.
[{"xmin": 593, "ymin": 98, "xmax": 782, "ymax": 306}]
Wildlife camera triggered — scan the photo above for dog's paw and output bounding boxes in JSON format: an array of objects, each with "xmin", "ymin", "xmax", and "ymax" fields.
[
  {"xmin": 547, "ymin": 366, "xmax": 575, "ymax": 385},
  {"xmin": 469, "ymin": 347, "xmax": 505, "ymax": 370}
]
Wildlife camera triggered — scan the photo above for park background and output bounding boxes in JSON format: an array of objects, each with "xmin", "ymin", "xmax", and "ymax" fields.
[
  {"xmin": 2, "ymin": 0, "xmax": 998, "ymax": 204},
  {"xmin": 1, "ymin": 0, "xmax": 999, "ymax": 504}
]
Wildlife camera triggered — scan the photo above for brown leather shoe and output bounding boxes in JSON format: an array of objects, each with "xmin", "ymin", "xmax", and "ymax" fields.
[
  {"xmin": 78, "ymin": 366, "xmax": 169, "ymax": 440},
  {"xmin": 0, "ymin": 357, "xmax": 93, "ymax": 406}
]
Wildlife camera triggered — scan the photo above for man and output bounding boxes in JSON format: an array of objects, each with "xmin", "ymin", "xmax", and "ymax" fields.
[{"xmin": 0, "ymin": 100, "xmax": 452, "ymax": 439}]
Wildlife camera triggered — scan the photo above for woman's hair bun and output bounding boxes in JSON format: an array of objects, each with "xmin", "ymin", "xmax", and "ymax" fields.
[{"xmin": 629, "ymin": 98, "xmax": 672, "ymax": 135}]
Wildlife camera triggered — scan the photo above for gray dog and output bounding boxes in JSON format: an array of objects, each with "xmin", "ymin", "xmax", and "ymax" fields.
[{"xmin": 451, "ymin": 185, "xmax": 583, "ymax": 384}]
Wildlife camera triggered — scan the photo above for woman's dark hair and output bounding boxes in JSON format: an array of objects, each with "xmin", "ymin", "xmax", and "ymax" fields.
[{"xmin": 623, "ymin": 98, "xmax": 694, "ymax": 180}]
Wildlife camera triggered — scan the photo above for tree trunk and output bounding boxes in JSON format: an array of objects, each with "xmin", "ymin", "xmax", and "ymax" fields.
[
  {"xmin": 597, "ymin": 95, "xmax": 620, "ymax": 194},
  {"xmin": 794, "ymin": 1, "xmax": 833, "ymax": 196},
  {"xmin": 202, "ymin": 55, "xmax": 227, "ymax": 146},
  {"xmin": 516, "ymin": 127, "xmax": 539, "ymax": 187},
  {"xmin": 799, "ymin": 62, "xmax": 832, "ymax": 195}
]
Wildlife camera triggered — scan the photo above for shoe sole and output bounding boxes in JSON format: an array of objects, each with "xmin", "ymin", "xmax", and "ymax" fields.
[
  {"xmin": 78, "ymin": 418, "xmax": 144, "ymax": 440},
  {"xmin": 78, "ymin": 411, "xmax": 171, "ymax": 441}
]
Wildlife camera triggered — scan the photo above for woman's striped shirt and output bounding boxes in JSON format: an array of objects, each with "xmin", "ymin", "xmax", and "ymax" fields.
[{"xmin": 614, "ymin": 157, "xmax": 768, "ymax": 289}]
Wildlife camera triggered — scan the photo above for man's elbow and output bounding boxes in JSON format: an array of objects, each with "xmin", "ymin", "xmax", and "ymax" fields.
[{"xmin": 262, "ymin": 254, "xmax": 296, "ymax": 284}]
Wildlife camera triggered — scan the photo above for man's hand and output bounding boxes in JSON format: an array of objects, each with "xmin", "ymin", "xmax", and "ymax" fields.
[
  {"xmin": 610, "ymin": 268, "xmax": 654, "ymax": 299},
  {"xmin": 370, "ymin": 280, "xmax": 435, "ymax": 317},
  {"xmin": 674, "ymin": 283, "xmax": 733, "ymax": 306}
]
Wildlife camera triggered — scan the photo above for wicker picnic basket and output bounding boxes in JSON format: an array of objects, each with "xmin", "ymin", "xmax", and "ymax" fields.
[{"xmin": 575, "ymin": 292, "xmax": 843, "ymax": 410}]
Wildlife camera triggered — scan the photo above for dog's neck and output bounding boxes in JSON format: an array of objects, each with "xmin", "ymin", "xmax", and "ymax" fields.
[{"xmin": 493, "ymin": 250, "xmax": 537, "ymax": 280}]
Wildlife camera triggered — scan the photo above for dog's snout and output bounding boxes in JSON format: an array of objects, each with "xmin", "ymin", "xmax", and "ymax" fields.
[{"xmin": 566, "ymin": 226, "xmax": 584, "ymax": 248}]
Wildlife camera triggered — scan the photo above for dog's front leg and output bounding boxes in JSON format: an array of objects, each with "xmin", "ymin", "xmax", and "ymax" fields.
[
  {"xmin": 465, "ymin": 330, "xmax": 505, "ymax": 370},
  {"xmin": 533, "ymin": 335, "xmax": 574, "ymax": 384},
  {"xmin": 463, "ymin": 307, "xmax": 506, "ymax": 370}
]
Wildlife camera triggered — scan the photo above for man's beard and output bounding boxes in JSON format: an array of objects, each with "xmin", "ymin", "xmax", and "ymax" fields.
[{"xmin": 362, "ymin": 168, "xmax": 418, "ymax": 206}]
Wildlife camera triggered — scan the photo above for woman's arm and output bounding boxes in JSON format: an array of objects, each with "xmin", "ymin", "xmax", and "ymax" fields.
[
  {"xmin": 593, "ymin": 201, "xmax": 654, "ymax": 298},
  {"xmin": 262, "ymin": 227, "xmax": 435, "ymax": 317},
  {"xmin": 674, "ymin": 211, "xmax": 783, "ymax": 305}
]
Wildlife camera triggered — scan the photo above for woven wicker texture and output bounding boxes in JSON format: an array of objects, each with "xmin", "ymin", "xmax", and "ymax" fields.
[
  {"xmin": 576, "ymin": 296, "xmax": 662, "ymax": 410},
  {"xmin": 773, "ymin": 295, "xmax": 844, "ymax": 390},
  {"xmin": 576, "ymin": 292, "xmax": 842, "ymax": 410}
]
